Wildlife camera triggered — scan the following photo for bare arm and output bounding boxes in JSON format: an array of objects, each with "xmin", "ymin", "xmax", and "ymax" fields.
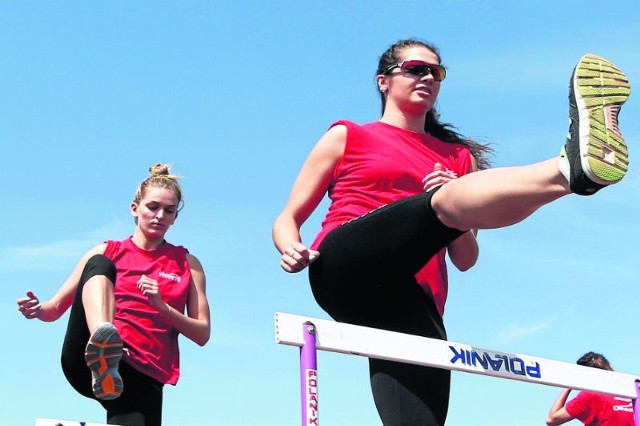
[
  {"xmin": 158, "ymin": 253, "xmax": 211, "ymax": 346},
  {"xmin": 546, "ymin": 388, "xmax": 574, "ymax": 426},
  {"xmin": 423, "ymin": 157, "xmax": 480, "ymax": 271},
  {"xmin": 446, "ymin": 229, "xmax": 478, "ymax": 271},
  {"xmin": 445, "ymin": 156, "xmax": 479, "ymax": 271},
  {"xmin": 272, "ymin": 125, "xmax": 346, "ymax": 273},
  {"xmin": 17, "ymin": 244, "xmax": 107, "ymax": 322}
]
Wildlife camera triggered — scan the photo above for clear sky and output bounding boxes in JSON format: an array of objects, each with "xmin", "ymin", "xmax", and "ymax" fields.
[{"xmin": 2, "ymin": 1, "xmax": 639, "ymax": 425}]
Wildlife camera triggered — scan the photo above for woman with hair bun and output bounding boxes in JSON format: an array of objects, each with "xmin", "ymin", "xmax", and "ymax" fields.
[{"xmin": 17, "ymin": 163, "xmax": 211, "ymax": 426}]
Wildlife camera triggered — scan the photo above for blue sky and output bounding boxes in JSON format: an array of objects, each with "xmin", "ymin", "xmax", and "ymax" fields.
[{"xmin": 2, "ymin": 1, "xmax": 640, "ymax": 425}]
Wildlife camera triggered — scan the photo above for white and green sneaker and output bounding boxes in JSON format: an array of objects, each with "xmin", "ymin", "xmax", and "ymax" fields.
[{"xmin": 559, "ymin": 54, "xmax": 631, "ymax": 195}]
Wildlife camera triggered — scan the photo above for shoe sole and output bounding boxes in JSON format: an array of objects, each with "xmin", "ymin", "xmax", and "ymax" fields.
[
  {"xmin": 574, "ymin": 54, "xmax": 631, "ymax": 185},
  {"xmin": 85, "ymin": 323, "xmax": 124, "ymax": 400}
]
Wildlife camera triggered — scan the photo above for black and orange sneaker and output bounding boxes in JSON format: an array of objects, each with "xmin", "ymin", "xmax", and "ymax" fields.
[
  {"xmin": 84, "ymin": 322, "xmax": 124, "ymax": 400},
  {"xmin": 560, "ymin": 54, "xmax": 631, "ymax": 195}
]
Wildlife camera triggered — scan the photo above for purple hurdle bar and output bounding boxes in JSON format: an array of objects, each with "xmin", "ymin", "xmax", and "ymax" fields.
[
  {"xmin": 634, "ymin": 380, "xmax": 640, "ymax": 425},
  {"xmin": 300, "ymin": 321, "xmax": 318, "ymax": 426}
]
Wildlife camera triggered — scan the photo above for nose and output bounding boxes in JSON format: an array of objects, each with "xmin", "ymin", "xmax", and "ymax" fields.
[{"xmin": 420, "ymin": 70, "xmax": 435, "ymax": 81}]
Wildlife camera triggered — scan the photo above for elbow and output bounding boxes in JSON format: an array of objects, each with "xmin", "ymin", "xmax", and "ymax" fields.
[
  {"xmin": 546, "ymin": 416, "xmax": 561, "ymax": 426},
  {"xmin": 194, "ymin": 333, "xmax": 210, "ymax": 347},
  {"xmin": 195, "ymin": 326, "xmax": 211, "ymax": 347},
  {"xmin": 183, "ymin": 321, "xmax": 210, "ymax": 347},
  {"xmin": 449, "ymin": 242, "xmax": 479, "ymax": 272},
  {"xmin": 453, "ymin": 255, "xmax": 478, "ymax": 272},
  {"xmin": 456, "ymin": 261, "xmax": 476, "ymax": 272}
]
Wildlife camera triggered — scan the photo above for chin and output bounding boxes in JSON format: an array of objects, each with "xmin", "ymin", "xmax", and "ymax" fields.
[{"xmin": 146, "ymin": 229, "xmax": 168, "ymax": 239}]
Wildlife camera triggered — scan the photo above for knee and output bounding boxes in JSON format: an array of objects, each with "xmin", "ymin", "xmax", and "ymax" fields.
[
  {"xmin": 82, "ymin": 254, "xmax": 117, "ymax": 285},
  {"xmin": 430, "ymin": 187, "xmax": 469, "ymax": 231}
]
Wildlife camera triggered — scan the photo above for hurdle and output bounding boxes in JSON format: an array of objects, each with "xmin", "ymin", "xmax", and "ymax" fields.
[
  {"xmin": 275, "ymin": 312, "xmax": 640, "ymax": 425},
  {"xmin": 34, "ymin": 419, "xmax": 118, "ymax": 426}
]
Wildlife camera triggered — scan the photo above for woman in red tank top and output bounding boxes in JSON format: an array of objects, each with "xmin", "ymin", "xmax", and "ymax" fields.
[
  {"xmin": 17, "ymin": 163, "xmax": 211, "ymax": 426},
  {"xmin": 546, "ymin": 352, "xmax": 634, "ymax": 426},
  {"xmin": 273, "ymin": 39, "xmax": 630, "ymax": 426}
]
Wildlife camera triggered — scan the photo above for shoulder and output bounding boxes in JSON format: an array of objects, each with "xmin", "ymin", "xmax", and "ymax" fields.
[
  {"xmin": 312, "ymin": 123, "xmax": 348, "ymax": 160},
  {"xmin": 329, "ymin": 119, "xmax": 359, "ymax": 130},
  {"xmin": 327, "ymin": 119, "xmax": 375, "ymax": 140},
  {"xmin": 85, "ymin": 243, "xmax": 108, "ymax": 257},
  {"xmin": 325, "ymin": 123, "xmax": 348, "ymax": 137},
  {"xmin": 102, "ymin": 239, "xmax": 126, "ymax": 258},
  {"xmin": 161, "ymin": 242, "xmax": 191, "ymax": 261},
  {"xmin": 186, "ymin": 252, "xmax": 199, "ymax": 263},
  {"xmin": 566, "ymin": 390, "xmax": 596, "ymax": 412},
  {"xmin": 186, "ymin": 253, "xmax": 204, "ymax": 272},
  {"xmin": 72, "ymin": 243, "xmax": 108, "ymax": 269},
  {"xmin": 324, "ymin": 120, "xmax": 383, "ymax": 149}
]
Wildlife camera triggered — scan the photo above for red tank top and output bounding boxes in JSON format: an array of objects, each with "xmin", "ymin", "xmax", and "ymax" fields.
[
  {"xmin": 566, "ymin": 391, "xmax": 634, "ymax": 425},
  {"xmin": 105, "ymin": 237, "xmax": 191, "ymax": 385},
  {"xmin": 311, "ymin": 120, "xmax": 472, "ymax": 316}
]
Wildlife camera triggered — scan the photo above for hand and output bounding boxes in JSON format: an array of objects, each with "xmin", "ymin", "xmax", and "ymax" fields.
[
  {"xmin": 137, "ymin": 275, "xmax": 164, "ymax": 310},
  {"xmin": 280, "ymin": 243, "xmax": 320, "ymax": 273},
  {"xmin": 422, "ymin": 163, "xmax": 458, "ymax": 192},
  {"xmin": 17, "ymin": 290, "xmax": 43, "ymax": 319}
]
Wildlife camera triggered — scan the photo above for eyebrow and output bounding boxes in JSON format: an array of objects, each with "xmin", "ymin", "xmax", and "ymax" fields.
[{"xmin": 146, "ymin": 201, "xmax": 178, "ymax": 208}]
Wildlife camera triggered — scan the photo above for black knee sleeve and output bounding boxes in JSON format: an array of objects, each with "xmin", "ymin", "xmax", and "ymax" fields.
[{"xmin": 81, "ymin": 254, "xmax": 117, "ymax": 285}]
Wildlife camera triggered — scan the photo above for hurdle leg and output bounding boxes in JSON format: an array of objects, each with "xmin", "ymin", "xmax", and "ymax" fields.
[
  {"xmin": 634, "ymin": 380, "xmax": 640, "ymax": 426},
  {"xmin": 300, "ymin": 321, "xmax": 319, "ymax": 426},
  {"xmin": 35, "ymin": 419, "xmax": 115, "ymax": 426}
]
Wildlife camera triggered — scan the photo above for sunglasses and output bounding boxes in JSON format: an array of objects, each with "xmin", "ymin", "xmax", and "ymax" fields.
[{"xmin": 385, "ymin": 60, "xmax": 447, "ymax": 82}]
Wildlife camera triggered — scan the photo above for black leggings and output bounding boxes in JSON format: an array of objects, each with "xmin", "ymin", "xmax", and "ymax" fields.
[
  {"xmin": 61, "ymin": 254, "xmax": 164, "ymax": 426},
  {"xmin": 309, "ymin": 191, "xmax": 464, "ymax": 426}
]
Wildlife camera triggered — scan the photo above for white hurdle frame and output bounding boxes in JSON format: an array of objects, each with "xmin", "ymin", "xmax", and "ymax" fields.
[
  {"xmin": 275, "ymin": 312, "xmax": 640, "ymax": 425},
  {"xmin": 34, "ymin": 419, "xmax": 118, "ymax": 426}
]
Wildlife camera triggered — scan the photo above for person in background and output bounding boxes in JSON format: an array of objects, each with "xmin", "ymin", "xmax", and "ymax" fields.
[
  {"xmin": 17, "ymin": 163, "xmax": 211, "ymax": 426},
  {"xmin": 272, "ymin": 38, "xmax": 630, "ymax": 426},
  {"xmin": 546, "ymin": 352, "xmax": 634, "ymax": 426}
]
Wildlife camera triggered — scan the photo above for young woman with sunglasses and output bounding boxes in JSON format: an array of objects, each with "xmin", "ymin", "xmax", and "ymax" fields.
[
  {"xmin": 16, "ymin": 164, "xmax": 211, "ymax": 426},
  {"xmin": 272, "ymin": 38, "xmax": 630, "ymax": 426}
]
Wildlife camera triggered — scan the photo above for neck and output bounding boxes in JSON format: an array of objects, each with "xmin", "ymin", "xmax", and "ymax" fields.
[
  {"xmin": 131, "ymin": 229, "xmax": 165, "ymax": 250},
  {"xmin": 379, "ymin": 107, "xmax": 426, "ymax": 133}
]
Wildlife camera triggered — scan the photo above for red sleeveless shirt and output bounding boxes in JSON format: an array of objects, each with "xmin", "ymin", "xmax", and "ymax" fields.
[
  {"xmin": 105, "ymin": 237, "xmax": 191, "ymax": 385},
  {"xmin": 310, "ymin": 120, "xmax": 472, "ymax": 316}
]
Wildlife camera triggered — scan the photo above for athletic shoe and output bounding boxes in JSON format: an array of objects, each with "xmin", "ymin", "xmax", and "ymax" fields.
[
  {"xmin": 84, "ymin": 322, "xmax": 124, "ymax": 400},
  {"xmin": 559, "ymin": 53, "xmax": 631, "ymax": 195}
]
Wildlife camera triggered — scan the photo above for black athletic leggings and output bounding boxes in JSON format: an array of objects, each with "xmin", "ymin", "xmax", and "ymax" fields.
[
  {"xmin": 309, "ymin": 190, "xmax": 464, "ymax": 426},
  {"xmin": 61, "ymin": 254, "xmax": 164, "ymax": 426}
]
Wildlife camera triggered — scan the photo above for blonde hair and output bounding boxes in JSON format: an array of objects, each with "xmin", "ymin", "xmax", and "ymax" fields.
[{"xmin": 133, "ymin": 163, "xmax": 183, "ymax": 210}]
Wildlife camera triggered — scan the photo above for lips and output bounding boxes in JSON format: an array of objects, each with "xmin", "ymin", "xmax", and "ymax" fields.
[{"xmin": 414, "ymin": 88, "xmax": 432, "ymax": 97}]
